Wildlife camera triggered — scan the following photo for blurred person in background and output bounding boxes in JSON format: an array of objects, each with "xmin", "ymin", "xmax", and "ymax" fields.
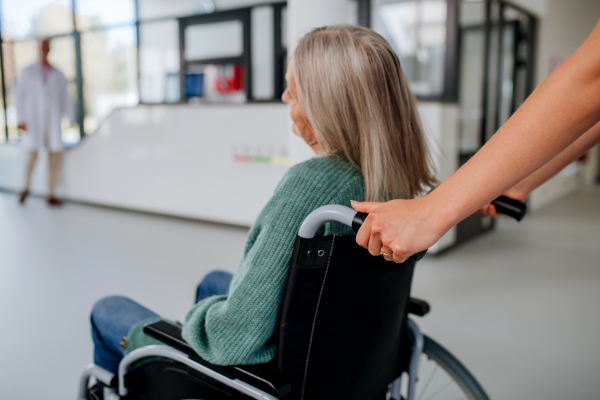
[{"xmin": 16, "ymin": 38, "xmax": 76, "ymax": 207}]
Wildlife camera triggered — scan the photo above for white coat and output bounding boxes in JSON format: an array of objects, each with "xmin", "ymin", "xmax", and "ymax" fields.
[{"xmin": 15, "ymin": 63, "xmax": 76, "ymax": 153}]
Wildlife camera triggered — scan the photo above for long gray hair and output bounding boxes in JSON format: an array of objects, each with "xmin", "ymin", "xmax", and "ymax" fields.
[{"xmin": 294, "ymin": 25, "xmax": 437, "ymax": 201}]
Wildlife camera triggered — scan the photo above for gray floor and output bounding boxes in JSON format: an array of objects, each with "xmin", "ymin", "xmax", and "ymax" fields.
[{"xmin": 0, "ymin": 189, "xmax": 599, "ymax": 400}]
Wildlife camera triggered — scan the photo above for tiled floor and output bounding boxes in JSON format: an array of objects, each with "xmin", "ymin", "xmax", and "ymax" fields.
[{"xmin": 1, "ymin": 189, "xmax": 599, "ymax": 399}]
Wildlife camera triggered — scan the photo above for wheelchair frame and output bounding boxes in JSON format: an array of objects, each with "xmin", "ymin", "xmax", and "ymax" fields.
[{"xmin": 78, "ymin": 318, "xmax": 424, "ymax": 400}]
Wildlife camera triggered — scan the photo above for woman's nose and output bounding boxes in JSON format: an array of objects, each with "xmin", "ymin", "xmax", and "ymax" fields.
[{"xmin": 282, "ymin": 89, "xmax": 289, "ymax": 103}]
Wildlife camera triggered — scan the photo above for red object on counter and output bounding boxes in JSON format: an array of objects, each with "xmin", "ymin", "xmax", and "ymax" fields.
[{"xmin": 215, "ymin": 65, "xmax": 243, "ymax": 93}]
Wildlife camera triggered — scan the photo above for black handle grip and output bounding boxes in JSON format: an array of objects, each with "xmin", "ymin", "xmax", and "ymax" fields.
[
  {"xmin": 352, "ymin": 212, "xmax": 368, "ymax": 232},
  {"xmin": 491, "ymin": 195, "xmax": 527, "ymax": 221}
]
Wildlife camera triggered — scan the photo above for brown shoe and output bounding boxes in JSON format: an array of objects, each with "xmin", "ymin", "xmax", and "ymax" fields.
[
  {"xmin": 18, "ymin": 190, "xmax": 29, "ymax": 204},
  {"xmin": 47, "ymin": 197, "xmax": 63, "ymax": 207}
]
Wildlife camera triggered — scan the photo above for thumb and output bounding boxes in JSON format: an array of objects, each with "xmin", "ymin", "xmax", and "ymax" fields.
[{"xmin": 351, "ymin": 200, "xmax": 382, "ymax": 214}]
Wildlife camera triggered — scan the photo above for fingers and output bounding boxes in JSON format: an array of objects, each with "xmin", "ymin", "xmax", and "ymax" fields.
[
  {"xmin": 367, "ymin": 227, "xmax": 383, "ymax": 257},
  {"xmin": 354, "ymin": 202, "xmax": 384, "ymax": 250},
  {"xmin": 392, "ymin": 246, "xmax": 411, "ymax": 264},
  {"xmin": 354, "ymin": 197, "xmax": 440, "ymax": 264},
  {"xmin": 355, "ymin": 211, "xmax": 372, "ymax": 249},
  {"xmin": 478, "ymin": 204, "xmax": 505, "ymax": 219},
  {"xmin": 380, "ymin": 244, "xmax": 394, "ymax": 262},
  {"xmin": 381, "ymin": 242, "xmax": 411, "ymax": 264},
  {"xmin": 477, "ymin": 206, "xmax": 487, "ymax": 217},
  {"xmin": 350, "ymin": 200, "xmax": 382, "ymax": 214},
  {"xmin": 479, "ymin": 204, "xmax": 505, "ymax": 218}
]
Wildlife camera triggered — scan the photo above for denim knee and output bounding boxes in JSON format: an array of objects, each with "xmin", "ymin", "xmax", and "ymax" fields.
[
  {"xmin": 91, "ymin": 295, "xmax": 133, "ymax": 325},
  {"xmin": 203, "ymin": 271, "xmax": 233, "ymax": 284},
  {"xmin": 195, "ymin": 271, "xmax": 233, "ymax": 303}
]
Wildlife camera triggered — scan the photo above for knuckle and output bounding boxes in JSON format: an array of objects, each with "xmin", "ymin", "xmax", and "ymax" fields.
[
  {"xmin": 371, "ymin": 225, "xmax": 383, "ymax": 236},
  {"xmin": 392, "ymin": 244, "xmax": 406, "ymax": 255}
]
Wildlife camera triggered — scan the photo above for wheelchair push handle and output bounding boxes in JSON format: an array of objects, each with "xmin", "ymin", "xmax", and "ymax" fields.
[
  {"xmin": 298, "ymin": 205, "xmax": 358, "ymax": 239},
  {"xmin": 490, "ymin": 195, "xmax": 527, "ymax": 221}
]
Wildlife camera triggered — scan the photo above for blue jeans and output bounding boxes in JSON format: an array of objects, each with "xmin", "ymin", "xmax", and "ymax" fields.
[{"xmin": 90, "ymin": 270, "xmax": 233, "ymax": 374}]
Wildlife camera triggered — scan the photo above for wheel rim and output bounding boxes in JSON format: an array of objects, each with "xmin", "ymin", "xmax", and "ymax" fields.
[
  {"xmin": 392, "ymin": 336, "xmax": 489, "ymax": 400},
  {"xmin": 413, "ymin": 353, "xmax": 471, "ymax": 400}
]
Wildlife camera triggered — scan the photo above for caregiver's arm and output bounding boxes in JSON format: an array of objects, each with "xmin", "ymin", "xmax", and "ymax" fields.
[
  {"xmin": 480, "ymin": 120, "xmax": 600, "ymax": 217},
  {"xmin": 354, "ymin": 20, "xmax": 600, "ymax": 263}
]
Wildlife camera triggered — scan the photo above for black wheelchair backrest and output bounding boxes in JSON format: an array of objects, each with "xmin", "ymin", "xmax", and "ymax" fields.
[{"xmin": 276, "ymin": 205, "xmax": 424, "ymax": 400}]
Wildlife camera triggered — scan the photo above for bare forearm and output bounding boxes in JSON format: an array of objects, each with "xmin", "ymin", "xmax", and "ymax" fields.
[
  {"xmin": 508, "ymin": 120, "xmax": 600, "ymax": 198},
  {"xmin": 433, "ymin": 20, "xmax": 600, "ymax": 230}
]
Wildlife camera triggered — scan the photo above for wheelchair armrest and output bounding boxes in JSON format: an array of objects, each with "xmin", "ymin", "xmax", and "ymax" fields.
[
  {"xmin": 408, "ymin": 298, "xmax": 430, "ymax": 317},
  {"xmin": 143, "ymin": 321, "xmax": 291, "ymax": 397},
  {"xmin": 143, "ymin": 320, "xmax": 197, "ymax": 357}
]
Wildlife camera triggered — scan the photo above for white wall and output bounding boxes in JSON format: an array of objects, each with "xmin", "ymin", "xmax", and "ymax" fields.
[{"xmin": 0, "ymin": 104, "xmax": 290, "ymax": 226}]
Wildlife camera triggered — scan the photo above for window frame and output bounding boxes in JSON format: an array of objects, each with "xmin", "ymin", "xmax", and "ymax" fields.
[
  {"xmin": 359, "ymin": 0, "xmax": 460, "ymax": 103},
  {"xmin": 179, "ymin": 9, "xmax": 252, "ymax": 103}
]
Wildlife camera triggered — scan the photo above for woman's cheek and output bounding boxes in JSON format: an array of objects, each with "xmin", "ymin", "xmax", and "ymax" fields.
[
  {"xmin": 291, "ymin": 123, "xmax": 300, "ymax": 136},
  {"xmin": 290, "ymin": 111, "xmax": 303, "ymax": 136}
]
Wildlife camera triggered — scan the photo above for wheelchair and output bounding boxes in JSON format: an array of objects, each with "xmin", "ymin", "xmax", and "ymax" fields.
[{"xmin": 79, "ymin": 205, "xmax": 491, "ymax": 400}]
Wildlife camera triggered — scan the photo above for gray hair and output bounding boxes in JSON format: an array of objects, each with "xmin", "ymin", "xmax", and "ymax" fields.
[{"xmin": 294, "ymin": 25, "xmax": 437, "ymax": 201}]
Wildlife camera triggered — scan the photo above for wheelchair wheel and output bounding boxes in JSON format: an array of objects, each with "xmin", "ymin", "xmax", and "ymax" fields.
[{"xmin": 408, "ymin": 335, "xmax": 490, "ymax": 400}]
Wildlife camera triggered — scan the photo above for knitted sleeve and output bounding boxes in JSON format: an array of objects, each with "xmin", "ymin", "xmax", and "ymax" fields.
[{"xmin": 181, "ymin": 158, "xmax": 363, "ymax": 365}]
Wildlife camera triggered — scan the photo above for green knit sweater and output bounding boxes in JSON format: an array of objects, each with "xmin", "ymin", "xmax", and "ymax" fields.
[{"xmin": 124, "ymin": 156, "xmax": 365, "ymax": 365}]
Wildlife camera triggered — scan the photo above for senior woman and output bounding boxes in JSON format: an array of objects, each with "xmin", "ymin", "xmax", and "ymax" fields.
[{"xmin": 89, "ymin": 25, "xmax": 436, "ymax": 374}]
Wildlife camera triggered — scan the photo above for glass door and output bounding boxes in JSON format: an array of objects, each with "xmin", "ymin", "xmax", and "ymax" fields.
[{"xmin": 455, "ymin": 0, "xmax": 537, "ymax": 244}]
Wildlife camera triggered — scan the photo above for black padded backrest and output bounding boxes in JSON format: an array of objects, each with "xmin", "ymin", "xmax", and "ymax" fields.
[{"xmin": 277, "ymin": 235, "xmax": 419, "ymax": 400}]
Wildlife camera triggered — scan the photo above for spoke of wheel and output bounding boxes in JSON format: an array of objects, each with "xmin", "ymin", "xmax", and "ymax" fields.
[
  {"xmin": 423, "ymin": 380, "xmax": 453, "ymax": 400},
  {"xmin": 417, "ymin": 364, "xmax": 438, "ymax": 400}
]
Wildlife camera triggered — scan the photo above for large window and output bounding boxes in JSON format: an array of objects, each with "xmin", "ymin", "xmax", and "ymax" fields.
[
  {"xmin": 2, "ymin": 0, "xmax": 74, "ymax": 40},
  {"xmin": 80, "ymin": 27, "xmax": 138, "ymax": 134},
  {"xmin": 2, "ymin": 40, "xmax": 39, "ymax": 142},
  {"xmin": 139, "ymin": 20, "xmax": 180, "ymax": 103},
  {"xmin": 0, "ymin": 0, "xmax": 138, "ymax": 143},
  {"xmin": 0, "ymin": 0, "xmax": 288, "ymax": 143},
  {"xmin": 364, "ymin": 0, "xmax": 458, "ymax": 101}
]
